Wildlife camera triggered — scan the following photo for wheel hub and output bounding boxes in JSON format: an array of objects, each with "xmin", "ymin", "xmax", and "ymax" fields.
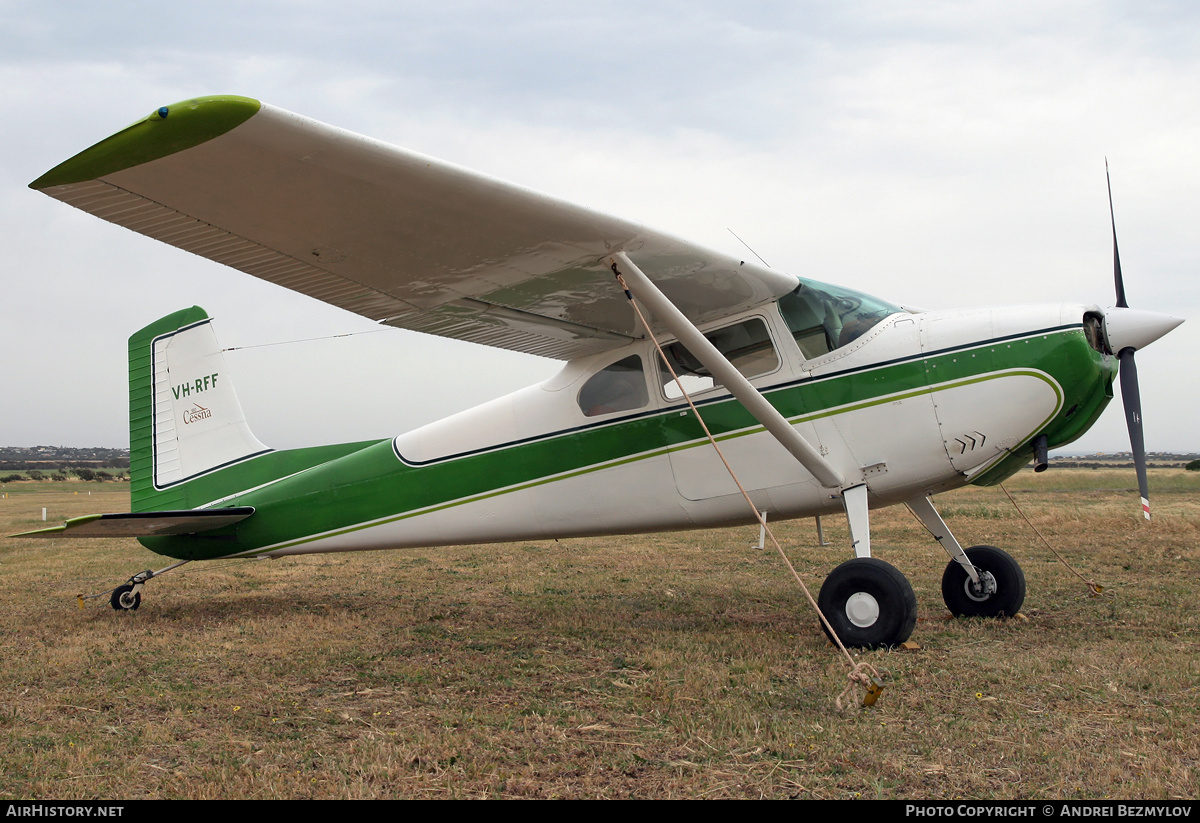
[
  {"xmin": 964, "ymin": 570, "xmax": 998, "ymax": 602},
  {"xmin": 844, "ymin": 592, "xmax": 880, "ymax": 627}
]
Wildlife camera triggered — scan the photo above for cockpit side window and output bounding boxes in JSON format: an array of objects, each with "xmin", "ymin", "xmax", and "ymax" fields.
[
  {"xmin": 578, "ymin": 355, "xmax": 649, "ymax": 417},
  {"xmin": 779, "ymin": 280, "xmax": 902, "ymax": 359},
  {"xmin": 657, "ymin": 317, "xmax": 780, "ymax": 400}
]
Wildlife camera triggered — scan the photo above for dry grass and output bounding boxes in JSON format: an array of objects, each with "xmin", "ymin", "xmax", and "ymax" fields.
[{"xmin": 1, "ymin": 470, "xmax": 1197, "ymax": 799}]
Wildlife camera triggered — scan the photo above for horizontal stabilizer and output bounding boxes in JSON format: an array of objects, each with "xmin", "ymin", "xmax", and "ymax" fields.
[{"xmin": 12, "ymin": 507, "xmax": 254, "ymax": 538}]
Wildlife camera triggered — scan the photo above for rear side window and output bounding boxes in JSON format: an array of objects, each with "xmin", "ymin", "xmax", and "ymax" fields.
[{"xmin": 578, "ymin": 356, "xmax": 649, "ymax": 417}]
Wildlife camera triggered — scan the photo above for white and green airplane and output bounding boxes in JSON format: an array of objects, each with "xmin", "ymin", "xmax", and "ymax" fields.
[{"xmin": 22, "ymin": 96, "xmax": 1182, "ymax": 647}]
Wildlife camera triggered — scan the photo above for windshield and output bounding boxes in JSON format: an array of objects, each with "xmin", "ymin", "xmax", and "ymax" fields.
[{"xmin": 778, "ymin": 279, "xmax": 902, "ymax": 359}]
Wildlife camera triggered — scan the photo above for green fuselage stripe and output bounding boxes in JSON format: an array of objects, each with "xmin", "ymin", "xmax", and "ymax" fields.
[{"xmin": 242, "ymin": 368, "xmax": 1063, "ymax": 556}]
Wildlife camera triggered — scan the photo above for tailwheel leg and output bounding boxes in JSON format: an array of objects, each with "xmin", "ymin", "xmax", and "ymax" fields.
[
  {"xmin": 106, "ymin": 560, "xmax": 191, "ymax": 611},
  {"xmin": 818, "ymin": 557, "xmax": 917, "ymax": 648}
]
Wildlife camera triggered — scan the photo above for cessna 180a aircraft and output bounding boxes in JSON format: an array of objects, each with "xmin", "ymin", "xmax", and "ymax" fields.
[{"xmin": 23, "ymin": 96, "xmax": 1183, "ymax": 648}]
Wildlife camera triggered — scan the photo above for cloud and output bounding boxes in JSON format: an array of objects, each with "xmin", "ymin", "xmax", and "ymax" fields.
[{"xmin": 3, "ymin": 2, "xmax": 1196, "ymax": 453}]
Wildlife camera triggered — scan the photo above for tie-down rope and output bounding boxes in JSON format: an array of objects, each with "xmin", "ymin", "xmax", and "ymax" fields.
[
  {"xmin": 612, "ymin": 265, "xmax": 880, "ymax": 708},
  {"xmin": 998, "ymin": 483, "xmax": 1104, "ymax": 596}
]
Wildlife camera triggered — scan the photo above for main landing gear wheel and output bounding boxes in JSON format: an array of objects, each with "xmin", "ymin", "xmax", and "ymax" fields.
[
  {"xmin": 941, "ymin": 545, "xmax": 1025, "ymax": 618},
  {"xmin": 817, "ymin": 557, "xmax": 917, "ymax": 648},
  {"xmin": 110, "ymin": 583, "xmax": 141, "ymax": 611}
]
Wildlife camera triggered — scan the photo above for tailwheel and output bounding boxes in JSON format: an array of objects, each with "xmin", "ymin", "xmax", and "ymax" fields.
[
  {"xmin": 817, "ymin": 557, "xmax": 917, "ymax": 648},
  {"xmin": 89, "ymin": 561, "xmax": 188, "ymax": 611},
  {"xmin": 110, "ymin": 583, "xmax": 141, "ymax": 611},
  {"xmin": 941, "ymin": 545, "xmax": 1025, "ymax": 618}
]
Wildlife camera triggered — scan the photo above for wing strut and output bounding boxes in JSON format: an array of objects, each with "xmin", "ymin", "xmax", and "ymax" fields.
[{"xmin": 609, "ymin": 252, "xmax": 845, "ymax": 489}]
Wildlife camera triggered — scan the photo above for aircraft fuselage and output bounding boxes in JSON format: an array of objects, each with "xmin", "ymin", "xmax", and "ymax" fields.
[{"xmin": 140, "ymin": 299, "xmax": 1114, "ymax": 561}]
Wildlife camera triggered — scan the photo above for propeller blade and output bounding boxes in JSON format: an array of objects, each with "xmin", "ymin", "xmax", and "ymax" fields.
[
  {"xmin": 1106, "ymin": 159, "xmax": 1128, "ymax": 308},
  {"xmin": 1106, "ymin": 161, "xmax": 1159, "ymax": 520},
  {"xmin": 1117, "ymin": 348, "xmax": 1151, "ymax": 520}
]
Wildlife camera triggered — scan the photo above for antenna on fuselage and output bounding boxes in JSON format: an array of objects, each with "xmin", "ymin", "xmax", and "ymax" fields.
[{"xmin": 727, "ymin": 228, "xmax": 771, "ymax": 268}]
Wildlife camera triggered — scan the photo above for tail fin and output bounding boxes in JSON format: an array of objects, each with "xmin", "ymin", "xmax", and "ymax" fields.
[{"xmin": 128, "ymin": 307, "xmax": 269, "ymax": 511}]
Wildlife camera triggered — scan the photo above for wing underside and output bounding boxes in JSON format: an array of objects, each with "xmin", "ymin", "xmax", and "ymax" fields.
[{"xmin": 33, "ymin": 96, "xmax": 798, "ymax": 360}]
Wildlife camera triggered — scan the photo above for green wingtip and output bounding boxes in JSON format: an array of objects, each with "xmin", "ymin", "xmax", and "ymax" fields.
[{"xmin": 30, "ymin": 95, "xmax": 262, "ymax": 189}]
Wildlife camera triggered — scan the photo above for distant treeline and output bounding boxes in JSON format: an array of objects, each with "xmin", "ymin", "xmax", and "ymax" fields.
[
  {"xmin": 1040, "ymin": 461, "xmax": 1190, "ymax": 469},
  {"xmin": 2, "ymin": 467, "xmax": 128, "ymax": 483},
  {"xmin": 0, "ymin": 459, "xmax": 130, "ymax": 470},
  {"xmin": 0, "ymin": 446, "xmax": 129, "ymax": 471},
  {"xmin": 1052, "ymin": 453, "xmax": 1199, "ymax": 462}
]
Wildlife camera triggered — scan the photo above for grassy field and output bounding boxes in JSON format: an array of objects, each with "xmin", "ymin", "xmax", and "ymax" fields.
[{"xmin": 1, "ymin": 470, "xmax": 1196, "ymax": 799}]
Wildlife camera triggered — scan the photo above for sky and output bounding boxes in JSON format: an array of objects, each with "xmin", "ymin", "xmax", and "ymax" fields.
[{"xmin": 2, "ymin": 0, "xmax": 1197, "ymax": 455}]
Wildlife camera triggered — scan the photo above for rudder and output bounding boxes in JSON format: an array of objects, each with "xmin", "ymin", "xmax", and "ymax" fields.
[{"xmin": 128, "ymin": 307, "xmax": 269, "ymax": 511}]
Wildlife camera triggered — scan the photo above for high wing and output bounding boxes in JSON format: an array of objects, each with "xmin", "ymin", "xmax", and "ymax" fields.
[{"xmin": 31, "ymin": 96, "xmax": 798, "ymax": 360}]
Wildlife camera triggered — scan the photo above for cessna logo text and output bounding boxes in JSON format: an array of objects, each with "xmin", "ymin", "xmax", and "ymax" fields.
[
  {"xmin": 182, "ymin": 404, "xmax": 212, "ymax": 424},
  {"xmin": 172, "ymin": 373, "xmax": 218, "ymax": 400}
]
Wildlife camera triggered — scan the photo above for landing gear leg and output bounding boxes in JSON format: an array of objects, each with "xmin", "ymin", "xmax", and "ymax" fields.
[
  {"xmin": 107, "ymin": 560, "xmax": 191, "ymax": 611},
  {"xmin": 905, "ymin": 494, "xmax": 1026, "ymax": 618},
  {"xmin": 906, "ymin": 494, "xmax": 978, "ymax": 584},
  {"xmin": 816, "ymin": 484, "xmax": 917, "ymax": 647},
  {"xmin": 842, "ymin": 484, "xmax": 873, "ymax": 558}
]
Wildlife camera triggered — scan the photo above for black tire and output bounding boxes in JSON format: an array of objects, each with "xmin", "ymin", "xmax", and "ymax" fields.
[
  {"xmin": 817, "ymin": 558, "xmax": 917, "ymax": 648},
  {"xmin": 941, "ymin": 545, "xmax": 1025, "ymax": 618},
  {"xmin": 110, "ymin": 584, "xmax": 141, "ymax": 611}
]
